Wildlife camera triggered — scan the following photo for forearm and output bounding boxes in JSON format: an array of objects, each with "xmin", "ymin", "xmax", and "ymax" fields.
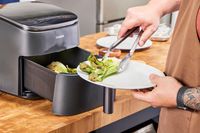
[
  {"xmin": 147, "ymin": 0, "xmax": 181, "ymax": 17},
  {"xmin": 183, "ymin": 87, "xmax": 200, "ymax": 110}
]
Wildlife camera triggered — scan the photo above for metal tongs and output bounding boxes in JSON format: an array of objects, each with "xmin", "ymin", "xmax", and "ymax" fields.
[{"xmin": 104, "ymin": 27, "xmax": 143, "ymax": 72}]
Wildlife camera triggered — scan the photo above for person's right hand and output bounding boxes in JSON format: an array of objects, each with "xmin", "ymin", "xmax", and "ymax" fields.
[{"xmin": 118, "ymin": 5, "xmax": 162, "ymax": 46}]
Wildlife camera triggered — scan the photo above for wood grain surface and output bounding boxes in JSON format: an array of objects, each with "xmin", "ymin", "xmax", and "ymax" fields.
[{"xmin": 0, "ymin": 33, "xmax": 170, "ymax": 133}]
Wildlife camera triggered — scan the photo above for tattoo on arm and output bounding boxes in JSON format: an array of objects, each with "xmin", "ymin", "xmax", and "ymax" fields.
[{"xmin": 183, "ymin": 87, "xmax": 200, "ymax": 110}]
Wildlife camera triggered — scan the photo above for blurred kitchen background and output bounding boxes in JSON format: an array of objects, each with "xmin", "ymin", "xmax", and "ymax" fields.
[{"xmin": 18, "ymin": 0, "xmax": 178, "ymax": 36}]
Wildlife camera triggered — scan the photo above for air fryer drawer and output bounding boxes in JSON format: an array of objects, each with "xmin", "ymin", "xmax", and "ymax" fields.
[{"xmin": 23, "ymin": 47, "xmax": 104, "ymax": 115}]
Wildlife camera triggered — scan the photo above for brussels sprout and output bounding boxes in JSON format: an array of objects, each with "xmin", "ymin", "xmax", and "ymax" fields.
[
  {"xmin": 47, "ymin": 61, "xmax": 77, "ymax": 74},
  {"xmin": 66, "ymin": 65, "xmax": 77, "ymax": 74},
  {"xmin": 47, "ymin": 61, "xmax": 68, "ymax": 73},
  {"xmin": 89, "ymin": 72, "xmax": 103, "ymax": 82},
  {"xmin": 79, "ymin": 54, "xmax": 119, "ymax": 82},
  {"xmin": 88, "ymin": 54, "xmax": 104, "ymax": 69},
  {"xmin": 80, "ymin": 62, "xmax": 94, "ymax": 74}
]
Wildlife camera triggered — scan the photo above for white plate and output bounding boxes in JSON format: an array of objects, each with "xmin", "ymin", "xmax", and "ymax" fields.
[
  {"xmin": 77, "ymin": 61, "xmax": 164, "ymax": 89},
  {"xmin": 96, "ymin": 36, "xmax": 152, "ymax": 50}
]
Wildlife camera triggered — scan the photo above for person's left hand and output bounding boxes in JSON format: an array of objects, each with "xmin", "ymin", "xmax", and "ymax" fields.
[{"xmin": 132, "ymin": 74, "xmax": 182, "ymax": 108}]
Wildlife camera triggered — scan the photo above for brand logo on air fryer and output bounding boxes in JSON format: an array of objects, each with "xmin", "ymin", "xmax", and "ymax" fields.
[{"xmin": 56, "ymin": 35, "xmax": 65, "ymax": 39}]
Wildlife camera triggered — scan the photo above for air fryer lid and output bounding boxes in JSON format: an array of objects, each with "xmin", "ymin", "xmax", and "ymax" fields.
[{"xmin": 0, "ymin": 2, "xmax": 78, "ymax": 31}]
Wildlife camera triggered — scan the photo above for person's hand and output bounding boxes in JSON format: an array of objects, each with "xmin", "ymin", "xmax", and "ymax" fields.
[
  {"xmin": 118, "ymin": 5, "xmax": 161, "ymax": 46},
  {"xmin": 132, "ymin": 74, "xmax": 182, "ymax": 108}
]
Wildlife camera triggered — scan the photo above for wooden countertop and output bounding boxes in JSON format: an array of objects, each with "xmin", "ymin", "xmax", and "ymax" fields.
[{"xmin": 0, "ymin": 33, "xmax": 170, "ymax": 133}]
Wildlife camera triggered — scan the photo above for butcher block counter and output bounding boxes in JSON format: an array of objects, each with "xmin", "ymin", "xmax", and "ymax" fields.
[{"xmin": 0, "ymin": 33, "xmax": 170, "ymax": 133}]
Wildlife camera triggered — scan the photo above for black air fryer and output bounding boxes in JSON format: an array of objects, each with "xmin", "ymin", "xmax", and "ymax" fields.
[{"xmin": 0, "ymin": 2, "xmax": 104, "ymax": 115}]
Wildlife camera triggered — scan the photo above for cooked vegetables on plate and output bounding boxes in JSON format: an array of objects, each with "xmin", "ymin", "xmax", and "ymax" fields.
[{"xmin": 79, "ymin": 54, "xmax": 119, "ymax": 82}]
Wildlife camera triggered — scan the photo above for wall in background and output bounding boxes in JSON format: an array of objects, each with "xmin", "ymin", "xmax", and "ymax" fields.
[{"xmin": 39, "ymin": 0, "xmax": 96, "ymax": 36}]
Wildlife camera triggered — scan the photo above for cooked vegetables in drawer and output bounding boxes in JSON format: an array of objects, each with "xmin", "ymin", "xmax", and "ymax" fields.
[{"xmin": 47, "ymin": 61, "xmax": 77, "ymax": 74}]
